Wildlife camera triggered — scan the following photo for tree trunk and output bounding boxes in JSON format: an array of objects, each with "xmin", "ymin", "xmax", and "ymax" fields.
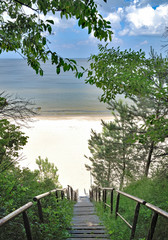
[{"xmin": 145, "ymin": 141, "xmax": 154, "ymax": 177}]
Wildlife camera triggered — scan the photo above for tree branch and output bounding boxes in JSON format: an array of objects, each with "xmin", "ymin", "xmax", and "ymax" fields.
[{"xmin": 13, "ymin": 0, "xmax": 38, "ymax": 12}]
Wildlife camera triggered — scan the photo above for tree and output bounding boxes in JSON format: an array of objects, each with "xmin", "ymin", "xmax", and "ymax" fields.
[
  {"xmin": 0, "ymin": 0, "xmax": 113, "ymax": 77},
  {"xmin": 85, "ymin": 128, "xmax": 117, "ymax": 187},
  {"xmin": 86, "ymin": 44, "xmax": 154, "ymax": 102},
  {"xmin": 86, "ymin": 100, "xmax": 139, "ymax": 189},
  {"xmin": 0, "ymin": 119, "xmax": 28, "ymax": 172},
  {"xmin": 0, "ymin": 92, "xmax": 37, "ymax": 124},
  {"xmin": 36, "ymin": 156, "xmax": 60, "ymax": 185},
  {"xmin": 86, "ymin": 45, "xmax": 168, "ymax": 153}
]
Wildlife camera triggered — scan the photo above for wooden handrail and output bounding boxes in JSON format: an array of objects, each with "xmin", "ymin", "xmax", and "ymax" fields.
[
  {"xmin": 0, "ymin": 185, "xmax": 77, "ymax": 240},
  {"xmin": 33, "ymin": 191, "xmax": 51, "ymax": 201},
  {"xmin": 116, "ymin": 190, "xmax": 146, "ymax": 205},
  {"xmin": 90, "ymin": 187, "xmax": 168, "ymax": 240},
  {"xmin": 0, "ymin": 202, "xmax": 33, "ymax": 226},
  {"xmin": 145, "ymin": 203, "xmax": 168, "ymax": 218},
  {"xmin": 33, "ymin": 188, "xmax": 65, "ymax": 201}
]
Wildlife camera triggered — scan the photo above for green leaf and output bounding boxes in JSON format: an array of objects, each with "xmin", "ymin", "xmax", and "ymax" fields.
[
  {"xmin": 56, "ymin": 66, "xmax": 60, "ymax": 74},
  {"xmin": 46, "ymin": 19, "xmax": 54, "ymax": 24}
]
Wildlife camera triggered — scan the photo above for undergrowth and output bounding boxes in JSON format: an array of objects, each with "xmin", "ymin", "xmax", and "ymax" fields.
[{"xmin": 95, "ymin": 176, "xmax": 168, "ymax": 240}]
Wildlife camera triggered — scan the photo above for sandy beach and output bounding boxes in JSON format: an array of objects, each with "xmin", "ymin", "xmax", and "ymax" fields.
[{"xmin": 20, "ymin": 116, "xmax": 112, "ymax": 194}]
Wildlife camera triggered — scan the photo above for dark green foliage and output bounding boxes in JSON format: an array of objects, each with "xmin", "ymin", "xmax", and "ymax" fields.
[
  {"xmin": 86, "ymin": 47, "xmax": 168, "ymax": 182},
  {"xmin": 0, "ymin": 160, "xmax": 74, "ymax": 239},
  {"xmin": 0, "ymin": 119, "xmax": 28, "ymax": 171},
  {"xmin": 86, "ymin": 44, "xmax": 153, "ymax": 101},
  {"xmin": 95, "ymin": 176, "xmax": 168, "ymax": 240},
  {"xmin": 86, "ymin": 46, "xmax": 168, "ymax": 143},
  {"xmin": 0, "ymin": 0, "xmax": 113, "ymax": 77}
]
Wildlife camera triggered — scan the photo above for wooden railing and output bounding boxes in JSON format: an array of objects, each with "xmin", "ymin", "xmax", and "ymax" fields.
[
  {"xmin": 0, "ymin": 185, "xmax": 77, "ymax": 240},
  {"xmin": 90, "ymin": 187, "xmax": 168, "ymax": 240}
]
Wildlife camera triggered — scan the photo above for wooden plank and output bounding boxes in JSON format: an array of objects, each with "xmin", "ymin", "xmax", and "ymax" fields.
[
  {"xmin": 72, "ymin": 223, "xmax": 104, "ymax": 227},
  {"xmin": 73, "ymin": 213, "xmax": 95, "ymax": 216},
  {"xmin": 69, "ymin": 233, "xmax": 110, "ymax": 238},
  {"xmin": 71, "ymin": 226, "xmax": 106, "ymax": 230},
  {"xmin": 67, "ymin": 238, "xmax": 110, "ymax": 240},
  {"xmin": 70, "ymin": 229, "xmax": 107, "ymax": 234},
  {"xmin": 68, "ymin": 196, "xmax": 110, "ymax": 239}
]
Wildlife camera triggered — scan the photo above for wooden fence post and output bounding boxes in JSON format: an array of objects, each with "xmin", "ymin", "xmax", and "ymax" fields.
[
  {"xmin": 37, "ymin": 199, "xmax": 44, "ymax": 223},
  {"xmin": 104, "ymin": 189, "xmax": 107, "ymax": 209},
  {"xmin": 110, "ymin": 189, "xmax": 113, "ymax": 214},
  {"xmin": 147, "ymin": 212, "xmax": 158, "ymax": 240},
  {"xmin": 22, "ymin": 211, "xmax": 33, "ymax": 240},
  {"xmin": 56, "ymin": 190, "xmax": 59, "ymax": 202},
  {"xmin": 115, "ymin": 193, "xmax": 120, "ymax": 219},
  {"xmin": 130, "ymin": 202, "xmax": 141, "ymax": 240},
  {"xmin": 61, "ymin": 190, "xmax": 64, "ymax": 200},
  {"xmin": 98, "ymin": 188, "xmax": 101, "ymax": 202}
]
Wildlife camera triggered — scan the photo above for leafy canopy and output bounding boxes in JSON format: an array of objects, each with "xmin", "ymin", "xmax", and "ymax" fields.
[
  {"xmin": 0, "ymin": 119, "xmax": 28, "ymax": 172},
  {"xmin": 86, "ymin": 44, "xmax": 168, "ymax": 102},
  {"xmin": 0, "ymin": 0, "xmax": 113, "ymax": 77}
]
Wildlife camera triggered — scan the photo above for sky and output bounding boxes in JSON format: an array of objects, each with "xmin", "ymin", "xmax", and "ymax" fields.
[{"xmin": 1, "ymin": 0, "xmax": 168, "ymax": 59}]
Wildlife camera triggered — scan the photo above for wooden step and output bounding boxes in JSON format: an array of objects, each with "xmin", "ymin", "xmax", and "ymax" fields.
[{"xmin": 67, "ymin": 196, "xmax": 110, "ymax": 239}]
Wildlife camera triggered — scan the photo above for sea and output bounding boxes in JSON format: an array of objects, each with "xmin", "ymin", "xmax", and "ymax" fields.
[{"xmin": 0, "ymin": 58, "xmax": 110, "ymax": 117}]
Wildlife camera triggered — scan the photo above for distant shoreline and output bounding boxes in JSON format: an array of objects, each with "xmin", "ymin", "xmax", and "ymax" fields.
[{"xmin": 34, "ymin": 114, "xmax": 112, "ymax": 121}]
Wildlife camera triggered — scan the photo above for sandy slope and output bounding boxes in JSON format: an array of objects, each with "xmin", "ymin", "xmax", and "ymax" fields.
[{"xmin": 20, "ymin": 116, "xmax": 112, "ymax": 194}]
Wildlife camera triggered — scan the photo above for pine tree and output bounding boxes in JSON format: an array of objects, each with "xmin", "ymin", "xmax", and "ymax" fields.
[
  {"xmin": 129, "ymin": 48, "xmax": 168, "ymax": 177},
  {"xmin": 86, "ymin": 100, "xmax": 139, "ymax": 189}
]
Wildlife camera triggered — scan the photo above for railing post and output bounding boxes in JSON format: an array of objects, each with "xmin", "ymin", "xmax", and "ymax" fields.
[
  {"xmin": 130, "ymin": 202, "xmax": 141, "ymax": 240},
  {"xmin": 71, "ymin": 187, "xmax": 73, "ymax": 201},
  {"xmin": 67, "ymin": 185, "xmax": 70, "ymax": 200},
  {"xmin": 37, "ymin": 199, "xmax": 44, "ymax": 223},
  {"xmin": 74, "ymin": 191, "xmax": 77, "ymax": 201},
  {"xmin": 147, "ymin": 212, "xmax": 158, "ymax": 240},
  {"xmin": 102, "ymin": 189, "xmax": 105, "ymax": 207},
  {"xmin": 22, "ymin": 211, "xmax": 33, "ymax": 240},
  {"xmin": 56, "ymin": 190, "xmax": 59, "ymax": 202},
  {"xmin": 110, "ymin": 189, "xmax": 113, "ymax": 214},
  {"xmin": 92, "ymin": 188, "xmax": 95, "ymax": 201},
  {"xmin": 103, "ymin": 189, "xmax": 107, "ymax": 210},
  {"xmin": 115, "ymin": 193, "xmax": 120, "ymax": 219},
  {"xmin": 98, "ymin": 188, "xmax": 101, "ymax": 202},
  {"xmin": 96, "ymin": 187, "xmax": 98, "ymax": 202},
  {"xmin": 61, "ymin": 190, "xmax": 64, "ymax": 200}
]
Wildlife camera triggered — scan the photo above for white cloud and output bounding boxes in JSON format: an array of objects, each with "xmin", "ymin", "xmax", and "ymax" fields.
[
  {"xmin": 126, "ymin": 5, "xmax": 155, "ymax": 29},
  {"xmin": 105, "ymin": 8, "xmax": 123, "ymax": 29},
  {"xmin": 101, "ymin": 3, "xmax": 168, "ymax": 37},
  {"xmin": 39, "ymin": 13, "xmax": 76, "ymax": 29},
  {"xmin": 77, "ymin": 30, "xmax": 122, "ymax": 47},
  {"xmin": 119, "ymin": 28, "xmax": 130, "ymax": 36},
  {"xmin": 140, "ymin": 40, "xmax": 148, "ymax": 45},
  {"xmin": 123, "ymin": 4, "xmax": 168, "ymax": 35}
]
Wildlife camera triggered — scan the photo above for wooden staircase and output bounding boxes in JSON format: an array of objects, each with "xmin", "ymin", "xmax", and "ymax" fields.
[{"xmin": 67, "ymin": 196, "xmax": 110, "ymax": 239}]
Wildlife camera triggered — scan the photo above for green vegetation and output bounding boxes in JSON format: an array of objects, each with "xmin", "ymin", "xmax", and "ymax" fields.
[
  {"xmin": 85, "ymin": 100, "xmax": 138, "ymax": 189},
  {"xmin": 0, "ymin": 0, "xmax": 112, "ymax": 77},
  {"xmin": 0, "ymin": 157, "xmax": 74, "ymax": 239},
  {"xmin": 95, "ymin": 176, "xmax": 168, "ymax": 240},
  {"xmin": 86, "ymin": 47, "xmax": 168, "ymax": 188},
  {"xmin": 86, "ymin": 46, "xmax": 168, "ymax": 239}
]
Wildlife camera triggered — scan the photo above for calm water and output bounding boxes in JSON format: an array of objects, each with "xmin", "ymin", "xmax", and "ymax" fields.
[{"xmin": 0, "ymin": 59, "xmax": 110, "ymax": 116}]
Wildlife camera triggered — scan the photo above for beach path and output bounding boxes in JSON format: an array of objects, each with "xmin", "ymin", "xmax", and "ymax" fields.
[{"xmin": 67, "ymin": 196, "xmax": 110, "ymax": 239}]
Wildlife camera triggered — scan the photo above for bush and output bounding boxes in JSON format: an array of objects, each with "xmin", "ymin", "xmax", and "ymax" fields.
[
  {"xmin": 95, "ymin": 176, "xmax": 168, "ymax": 240},
  {"xmin": 0, "ymin": 163, "xmax": 74, "ymax": 239}
]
